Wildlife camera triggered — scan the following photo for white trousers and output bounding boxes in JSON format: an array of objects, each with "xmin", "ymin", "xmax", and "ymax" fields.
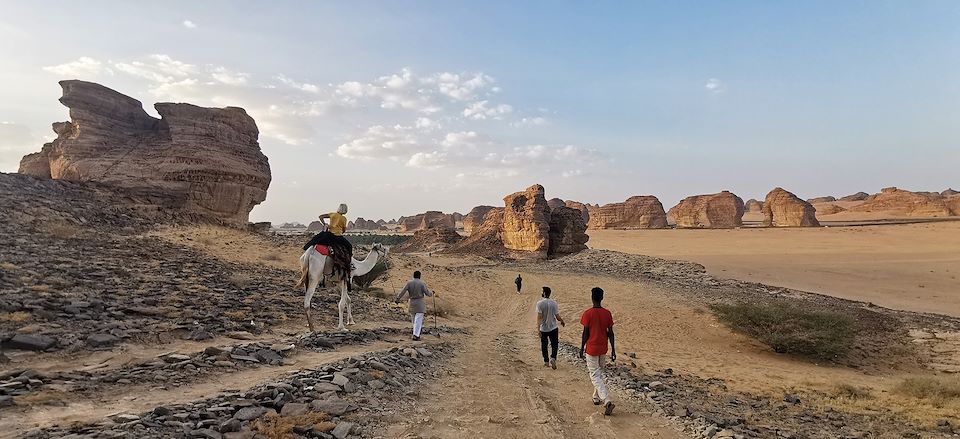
[
  {"xmin": 586, "ymin": 354, "xmax": 609, "ymax": 403},
  {"xmin": 412, "ymin": 313, "xmax": 424, "ymax": 337}
]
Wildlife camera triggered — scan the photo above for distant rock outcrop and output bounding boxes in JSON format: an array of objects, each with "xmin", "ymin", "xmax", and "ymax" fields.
[
  {"xmin": 463, "ymin": 205, "xmax": 495, "ymax": 235},
  {"xmin": 398, "ymin": 211, "xmax": 456, "ymax": 232},
  {"xmin": 352, "ymin": 217, "xmax": 381, "ymax": 230},
  {"xmin": 668, "ymin": 191, "xmax": 744, "ymax": 229},
  {"xmin": 18, "ymin": 80, "xmax": 271, "ymax": 224},
  {"xmin": 807, "ymin": 196, "xmax": 836, "ymax": 204},
  {"xmin": 392, "ymin": 226, "xmax": 463, "ymax": 253},
  {"xmin": 763, "ymin": 188, "xmax": 820, "ymax": 227},
  {"xmin": 942, "ymin": 188, "xmax": 959, "ymax": 197},
  {"xmin": 848, "ymin": 187, "xmax": 952, "ymax": 217},
  {"xmin": 814, "ymin": 203, "xmax": 846, "ymax": 216},
  {"xmin": 447, "ymin": 184, "xmax": 588, "ymax": 259},
  {"xmin": 306, "ymin": 221, "xmax": 324, "ymax": 232},
  {"xmin": 744, "ymin": 199, "xmax": 763, "ymax": 213},
  {"xmin": 586, "ymin": 196, "xmax": 668, "ymax": 229},
  {"xmin": 839, "ymin": 192, "xmax": 870, "ymax": 202}
]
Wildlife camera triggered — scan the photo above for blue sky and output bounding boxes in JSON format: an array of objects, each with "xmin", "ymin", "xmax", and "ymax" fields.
[{"xmin": 1, "ymin": 1, "xmax": 958, "ymax": 222}]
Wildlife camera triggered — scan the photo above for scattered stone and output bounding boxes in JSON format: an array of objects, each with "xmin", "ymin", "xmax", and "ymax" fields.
[
  {"xmin": 3, "ymin": 333, "xmax": 57, "ymax": 351},
  {"xmin": 784, "ymin": 393, "xmax": 801, "ymax": 404},
  {"xmin": 85, "ymin": 333, "xmax": 120, "ymax": 347},
  {"xmin": 331, "ymin": 421, "xmax": 356, "ymax": 439},
  {"xmin": 280, "ymin": 402, "xmax": 309, "ymax": 417},
  {"xmin": 233, "ymin": 406, "xmax": 273, "ymax": 421}
]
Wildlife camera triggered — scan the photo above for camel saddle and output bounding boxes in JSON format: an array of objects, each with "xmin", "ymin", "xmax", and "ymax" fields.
[{"xmin": 313, "ymin": 244, "xmax": 332, "ymax": 256}]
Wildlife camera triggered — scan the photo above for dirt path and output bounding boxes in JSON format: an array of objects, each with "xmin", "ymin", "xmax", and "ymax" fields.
[{"xmin": 387, "ymin": 270, "xmax": 681, "ymax": 439}]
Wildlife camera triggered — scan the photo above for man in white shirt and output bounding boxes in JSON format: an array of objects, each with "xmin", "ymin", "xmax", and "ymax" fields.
[{"xmin": 536, "ymin": 286, "xmax": 565, "ymax": 369}]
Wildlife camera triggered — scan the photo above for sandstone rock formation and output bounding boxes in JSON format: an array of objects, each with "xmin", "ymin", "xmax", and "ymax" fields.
[
  {"xmin": 564, "ymin": 201, "xmax": 591, "ymax": 224},
  {"xmin": 839, "ymin": 192, "xmax": 870, "ymax": 202},
  {"xmin": 744, "ymin": 199, "xmax": 763, "ymax": 213},
  {"xmin": 848, "ymin": 187, "xmax": 952, "ymax": 217},
  {"xmin": 547, "ymin": 198, "xmax": 566, "ymax": 211},
  {"xmin": 669, "ymin": 191, "xmax": 744, "ymax": 229},
  {"xmin": 306, "ymin": 221, "xmax": 324, "ymax": 232},
  {"xmin": 447, "ymin": 184, "xmax": 588, "ymax": 259},
  {"xmin": 942, "ymin": 188, "xmax": 959, "ymax": 197},
  {"xmin": 807, "ymin": 196, "xmax": 836, "ymax": 204},
  {"xmin": 586, "ymin": 196, "xmax": 668, "ymax": 229},
  {"xmin": 352, "ymin": 218, "xmax": 381, "ymax": 230},
  {"xmin": 398, "ymin": 211, "xmax": 456, "ymax": 232},
  {"xmin": 502, "ymin": 185, "xmax": 551, "ymax": 257},
  {"xmin": 392, "ymin": 226, "xmax": 463, "ymax": 253},
  {"xmin": 762, "ymin": 188, "xmax": 820, "ymax": 227},
  {"xmin": 463, "ymin": 206, "xmax": 495, "ymax": 235},
  {"xmin": 549, "ymin": 206, "xmax": 590, "ymax": 255},
  {"xmin": 814, "ymin": 203, "xmax": 846, "ymax": 216},
  {"xmin": 19, "ymin": 80, "xmax": 271, "ymax": 225}
]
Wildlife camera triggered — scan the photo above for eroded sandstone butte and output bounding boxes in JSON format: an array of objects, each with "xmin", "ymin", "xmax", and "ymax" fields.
[
  {"xmin": 564, "ymin": 200, "xmax": 592, "ymax": 224},
  {"xmin": 669, "ymin": 191, "xmax": 745, "ymax": 229},
  {"xmin": 463, "ymin": 205, "xmax": 495, "ymax": 235},
  {"xmin": 549, "ymin": 205, "xmax": 590, "ymax": 255},
  {"xmin": 744, "ymin": 199, "xmax": 763, "ymax": 213},
  {"xmin": 587, "ymin": 196, "xmax": 667, "ymax": 229},
  {"xmin": 762, "ymin": 187, "xmax": 820, "ymax": 227},
  {"xmin": 502, "ymin": 185, "xmax": 551, "ymax": 257},
  {"xmin": 18, "ymin": 80, "xmax": 270, "ymax": 225},
  {"xmin": 398, "ymin": 211, "xmax": 456, "ymax": 232},
  {"xmin": 849, "ymin": 187, "xmax": 953, "ymax": 217}
]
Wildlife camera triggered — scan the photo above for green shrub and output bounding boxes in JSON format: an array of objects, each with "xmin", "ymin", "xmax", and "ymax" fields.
[
  {"xmin": 345, "ymin": 234, "xmax": 410, "ymax": 246},
  {"xmin": 710, "ymin": 300, "xmax": 856, "ymax": 361},
  {"xmin": 352, "ymin": 257, "xmax": 391, "ymax": 291}
]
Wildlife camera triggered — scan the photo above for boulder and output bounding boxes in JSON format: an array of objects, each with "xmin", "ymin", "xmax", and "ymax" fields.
[
  {"xmin": 762, "ymin": 188, "xmax": 820, "ymax": 227},
  {"xmin": 463, "ymin": 206, "xmax": 495, "ymax": 235},
  {"xmin": 744, "ymin": 199, "xmax": 763, "ymax": 213},
  {"xmin": 668, "ymin": 191, "xmax": 745, "ymax": 229},
  {"xmin": 19, "ymin": 80, "xmax": 271, "ymax": 224},
  {"xmin": 501, "ymin": 184, "xmax": 551, "ymax": 257},
  {"xmin": 3, "ymin": 334, "xmax": 57, "ymax": 351},
  {"xmin": 838, "ymin": 192, "xmax": 870, "ymax": 202},
  {"xmin": 848, "ymin": 187, "xmax": 952, "ymax": 217},
  {"xmin": 807, "ymin": 196, "xmax": 837, "ymax": 204},
  {"xmin": 548, "ymin": 206, "xmax": 590, "ymax": 255},
  {"xmin": 586, "ymin": 196, "xmax": 667, "ymax": 229}
]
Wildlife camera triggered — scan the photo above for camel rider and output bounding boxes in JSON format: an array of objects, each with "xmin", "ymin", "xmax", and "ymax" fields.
[{"xmin": 303, "ymin": 204, "xmax": 354, "ymax": 286}]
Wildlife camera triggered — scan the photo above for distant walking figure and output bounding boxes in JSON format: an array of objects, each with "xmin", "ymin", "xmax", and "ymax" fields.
[
  {"xmin": 394, "ymin": 271, "xmax": 434, "ymax": 341},
  {"xmin": 515, "ymin": 274, "xmax": 523, "ymax": 294},
  {"xmin": 536, "ymin": 286, "xmax": 565, "ymax": 369},
  {"xmin": 580, "ymin": 287, "xmax": 616, "ymax": 415}
]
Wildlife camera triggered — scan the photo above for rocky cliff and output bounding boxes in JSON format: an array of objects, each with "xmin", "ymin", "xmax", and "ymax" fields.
[
  {"xmin": 586, "ymin": 196, "xmax": 667, "ymax": 229},
  {"xmin": 668, "ymin": 191, "xmax": 744, "ymax": 229},
  {"xmin": 463, "ymin": 205, "xmax": 495, "ymax": 235},
  {"xmin": 763, "ymin": 188, "xmax": 820, "ymax": 227},
  {"xmin": 398, "ymin": 211, "xmax": 456, "ymax": 232},
  {"xmin": 18, "ymin": 81, "xmax": 271, "ymax": 225},
  {"xmin": 838, "ymin": 192, "xmax": 870, "ymax": 202},
  {"xmin": 502, "ymin": 185, "xmax": 551, "ymax": 257},
  {"xmin": 549, "ymin": 206, "xmax": 590, "ymax": 255}
]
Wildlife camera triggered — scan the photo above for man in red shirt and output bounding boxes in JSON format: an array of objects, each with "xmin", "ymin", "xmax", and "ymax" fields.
[{"xmin": 579, "ymin": 287, "xmax": 616, "ymax": 415}]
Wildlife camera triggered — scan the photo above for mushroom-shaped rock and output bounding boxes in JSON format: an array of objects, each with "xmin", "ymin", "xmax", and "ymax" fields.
[{"xmin": 762, "ymin": 188, "xmax": 820, "ymax": 227}]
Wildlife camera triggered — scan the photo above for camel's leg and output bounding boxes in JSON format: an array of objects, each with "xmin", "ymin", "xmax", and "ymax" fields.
[
  {"xmin": 337, "ymin": 281, "xmax": 349, "ymax": 331},
  {"xmin": 304, "ymin": 254, "xmax": 324, "ymax": 333}
]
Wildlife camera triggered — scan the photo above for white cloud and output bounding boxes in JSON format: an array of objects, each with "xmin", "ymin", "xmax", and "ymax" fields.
[
  {"xmin": 336, "ymin": 125, "xmax": 424, "ymax": 161},
  {"xmin": 705, "ymin": 78, "xmax": 726, "ymax": 94},
  {"xmin": 113, "ymin": 55, "xmax": 195, "ymax": 83},
  {"xmin": 182, "ymin": 20, "xmax": 197, "ymax": 29},
  {"xmin": 415, "ymin": 117, "xmax": 439, "ymax": 130},
  {"xmin": 514, "ymin": 116, "xmax": 548, "ymax": 127},
  {"xmin": 211, "ymin": 67, "xmax": 249, "ymax": 85},
  {"xmin": 41, "ymin": 57, "xmax": 107, "ymax": 78},
  {"xmin": 463, "ymin": 100, "xmax": 513, "ymax": 120}
]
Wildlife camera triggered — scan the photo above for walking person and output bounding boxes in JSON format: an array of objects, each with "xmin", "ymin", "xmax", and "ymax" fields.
[
  {"xmin": 515, "ymin": 274, "xmax": 523, "ymax": 294},
  {"xmin": 579, "ymin": 287, "xmax": 616, "ymax": 415},
  {"xmin": 394, "ymin": 271, "xmax": 434, "ymax": 341},
  {"xmin": 536, "ymin": 286, "xmax": 565, "ymax": 369}
]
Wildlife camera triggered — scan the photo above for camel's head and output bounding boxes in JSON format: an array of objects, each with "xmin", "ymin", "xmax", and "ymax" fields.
[{"xmin": 371, "ymin": 242, "xmax": 388, "ymax": 257}]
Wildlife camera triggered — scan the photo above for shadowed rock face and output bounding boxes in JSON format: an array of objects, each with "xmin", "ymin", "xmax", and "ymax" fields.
[
  {"xmin": 744, "ymin": 199, "xmax": 764, "ymax": 213},
  {"xmin": 18, "ymin": 80, "xmax": 271, "ymax": 224},
  {"xmin": 463, "ymin": 205, "xmax": 496, "ymax": 235},
  {"xmin": 549, "ymin": 206, "xmax": 590, "ymax": 255},
  {"xmin": 587, "ymin": 196, "xmax": 667, "ymax": 229},
  {"xmin": 564, "ymin": 200, "xmax": 591, "ymax": 224},
  {"xmin": 669, "ymin": 191, "xmax": 745, "ymax": 229},
  {"xmin": 807, "ymin": 196, "xmax": 837, "ymax": 204},
  {"xmin": 839, "ymin": 192, "xmax": 870, "ymax": 202},
  {"xmin": 763, "ymin": 187, "xmax": 820, "ymax": 227}
]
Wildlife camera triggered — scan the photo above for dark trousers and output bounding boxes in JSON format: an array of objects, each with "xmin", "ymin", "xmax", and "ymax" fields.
[{"xmin": 540, "ymin": 328, "xmax": 558, "ymax": 363}]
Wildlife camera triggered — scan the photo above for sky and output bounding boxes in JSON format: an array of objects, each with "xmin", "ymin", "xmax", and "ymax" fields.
[{"xmin": 1, "ymin": 1, "xmax": 958, "ymax": 223}]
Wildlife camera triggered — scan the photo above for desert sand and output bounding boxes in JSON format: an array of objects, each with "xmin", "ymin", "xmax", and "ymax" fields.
[{"xmin": 588, "ymin": 222, "xmax": 960, "ymax": 317}]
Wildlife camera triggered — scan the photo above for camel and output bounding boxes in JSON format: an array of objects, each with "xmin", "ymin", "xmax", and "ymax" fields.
[{"xmin": 296, "ymin": 242, "xmax": 387, "ymax": 332}]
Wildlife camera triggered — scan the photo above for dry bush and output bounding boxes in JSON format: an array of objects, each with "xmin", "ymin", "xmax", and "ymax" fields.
[
  {"xmin": 366, "ymin": 287, "xmax": 390, "ymax": 300},
  {"xmin": 28, "ymin": 284, "xmax": 51, "ymax": 292},
  {"xmin": 0, "ymin": 312, "xmax": 31, "ymax": 322},
  {"xmin": 895, "ymin": 376, "xmax": 960, "ymax": 406},
  {"xmin": 431, "ymin": 297, "xmax": 457, "ymax": 318},
  {"xmin": 228, "ymin": 273, "xmax": 252, "ymax": 289},
  {"xmin": 833, "ymin": 383, "xmax": 873, "ymax": 400},
  {"xmin": 224, "ymin": 310, "xmax": 249, "ymax": 321},
  {"xmin": 251, "ymin": 412, "xmax": 332, "ymax": 439},
  {"xmin": 0, "ymin": 262, "xmax": 18, "ymax": 271},
  {"xmin": 710, "ymin": 300, "xmax": 856, "ymax": 361},
  {"xmin": 14, "ymin": 389, "xmax": 70, "ymax": 406},
  {"xmin": 197, "ymin": 236, "xmax": 215, "ymax": 247}
]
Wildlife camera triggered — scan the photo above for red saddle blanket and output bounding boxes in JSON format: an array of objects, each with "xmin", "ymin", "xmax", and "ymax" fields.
[{"xmin": 313, "ymin": 245, "xmax": 331, "ymax": 256}]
